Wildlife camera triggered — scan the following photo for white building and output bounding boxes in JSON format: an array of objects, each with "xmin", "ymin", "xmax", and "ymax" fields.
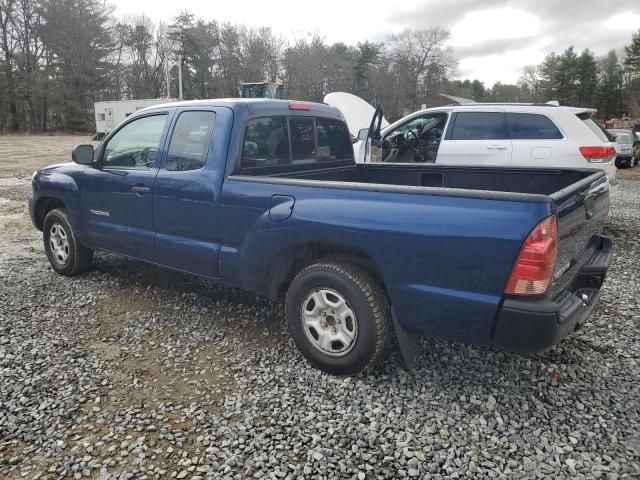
[{"xmin": 94, "ymin": 99, "xmax": 176, "ymax": 138}]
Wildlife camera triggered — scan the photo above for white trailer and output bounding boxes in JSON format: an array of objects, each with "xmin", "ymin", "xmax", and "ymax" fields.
[{"xmin": 94, "ymin": 99, "xmax": 176, "ymax": 138}]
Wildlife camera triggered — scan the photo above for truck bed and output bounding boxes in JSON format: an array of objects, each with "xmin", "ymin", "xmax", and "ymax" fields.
[
  {"xmin": 271, "ymin": 163, "xmax": 594, "ymax": 198},
  {"xmin": 236, "ymin": 162, "xmax": 610, "ymax": 304}
]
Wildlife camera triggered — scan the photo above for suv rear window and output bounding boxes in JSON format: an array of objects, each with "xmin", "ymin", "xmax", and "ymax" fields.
[
  {"xmin": 507, "ymin": 113, "xmax": 563, "ymax": 140},
  {"xmin": 450, "ymin": 112, "xmax": 509, "ymax": 140},
  {"xmin": 241, "ymin": 116, "xmax": 353, "ymax": 169},
  {"xmin": 578, "ymin": 114, "xmax": 612, "ymax": 143}
]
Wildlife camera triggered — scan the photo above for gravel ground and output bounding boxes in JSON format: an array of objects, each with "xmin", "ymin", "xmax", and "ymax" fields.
[{"xmin": 0, "ymin": 135, "xmax": 639, "ymax": 479}]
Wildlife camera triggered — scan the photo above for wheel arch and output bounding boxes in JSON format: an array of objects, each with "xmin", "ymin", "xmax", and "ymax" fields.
[
  {"xmin": 267, "ymin": 242, "xmax": 388, "ymax": 301},
  {"xmin": 34, "ymin": 197, "xmax": 68, "ymax": 231}
]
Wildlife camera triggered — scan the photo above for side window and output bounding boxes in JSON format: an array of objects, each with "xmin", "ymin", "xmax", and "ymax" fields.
[
  {"xmin": 166, "ymin": 111, "xmax": 215, "ymax": 171},
  {"xmin": 241, "ymin": 117, "xmax": 289, "ymax": 168},
  {"xmin": 103, "ymin": 114, "xmax": 167, "ymax": 169},
  {"xmin": 289, "ymin": 117, "xmax": 316, "ymax": 164},
  {"xmin": 450, "ymin": 112, "xmax": 508, "ymax": 140},
  {"xmin": 507, "ymin": 113, "xmax": 563, "ymax": 140},
  {"xmin": 316, "ymin": 118, "xmax": 354, "ymax": 161}
]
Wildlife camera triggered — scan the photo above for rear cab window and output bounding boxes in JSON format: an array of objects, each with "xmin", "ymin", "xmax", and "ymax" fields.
[{"xmin": 240, "ymin": 115, "xmax": 353, "ymax": 172}]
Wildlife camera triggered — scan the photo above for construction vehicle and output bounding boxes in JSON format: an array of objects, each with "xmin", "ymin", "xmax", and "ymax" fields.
[{"xmin": 240, "ymin": 82, "xmax": 285, "ymax": 99}]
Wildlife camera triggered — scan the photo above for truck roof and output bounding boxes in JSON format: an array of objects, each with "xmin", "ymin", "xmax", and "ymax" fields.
[{"xmin": 139, "ymin": 98, "xmax": 341, "ymax": 118}]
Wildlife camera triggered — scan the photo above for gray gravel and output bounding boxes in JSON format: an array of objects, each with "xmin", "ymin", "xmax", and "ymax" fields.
[{"xmin": 1, "ymin": 174, "xmax": 639, "ymax": 479}]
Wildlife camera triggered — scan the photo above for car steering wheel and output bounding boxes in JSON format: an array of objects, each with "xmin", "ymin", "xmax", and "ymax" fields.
[
  {"xmin": 138, "ymin": 147, "xmax": 154, "ymax": 167},
  {"xmin": 405, "ymin": 130, "xmax": 426, "ymax": 162}
]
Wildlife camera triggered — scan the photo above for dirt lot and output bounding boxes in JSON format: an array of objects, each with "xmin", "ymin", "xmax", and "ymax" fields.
[{"xmin": 1, "ymin": 134, "xmax": 639, "ymax": 479}]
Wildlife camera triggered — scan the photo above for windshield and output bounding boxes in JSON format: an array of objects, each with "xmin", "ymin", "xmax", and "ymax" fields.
[{"xmin": 614, "ymin": 133, "xmax": 633, "ymax": 144}]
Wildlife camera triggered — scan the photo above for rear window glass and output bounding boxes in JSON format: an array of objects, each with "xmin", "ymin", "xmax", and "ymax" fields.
[
  {"xmin": 317, "ymin": 118, "xmax": 354, "ymax": 161},
  {"xmin": 507, "ymin": 113, "xmax": 563, "ymax": 140},
  {"xmin": 581, "ymin": 117, "xmax": 612, "ymax": 142},
  {"xmin": 450, "ymin": 112, "xmax": 509, "ymax": 140},
  {"xmin": 241, "ymin": 117, "xmax": 289, "ymax": 168},
  {"xmin": 240, "ymin": 116, "xmax": 353, "ymax": 169},
  {"xmin": 289, "ymin": 117, "xmax": 316, "ymax": 164}
]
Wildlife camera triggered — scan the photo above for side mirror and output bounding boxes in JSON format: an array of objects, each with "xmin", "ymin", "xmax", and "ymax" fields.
[
  {"xmin": 357, "ymin": 128, "xmax": 369, "ymax": 141},
  {"xmin": 72, "ymin": 144, "xmax": 94, "ymax": 165}
]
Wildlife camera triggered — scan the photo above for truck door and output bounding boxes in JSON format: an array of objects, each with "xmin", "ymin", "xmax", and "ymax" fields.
[
  {"xmin": 437, "ymin": 110, "xmax": 512, "ymax": 165},
  {"xmin": 79, "ymin": 112, "xmax": 170, "ymax": 258},
  {"xmin": 153, "ymin": 107, "xmax": 229, "ymax": 278}
]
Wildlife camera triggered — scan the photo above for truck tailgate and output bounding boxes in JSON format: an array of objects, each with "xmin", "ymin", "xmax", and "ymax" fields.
[{"xmin": 549, "ymin": 172, "xmax": 610, "ymax": 298}]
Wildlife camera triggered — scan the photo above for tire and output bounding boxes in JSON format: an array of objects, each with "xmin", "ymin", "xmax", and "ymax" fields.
[
  {"xmin": 285, "ymin": 261, "xmax": 390, "ymax": 375},
  {"xmin": 43, "ymin": 208, "xmax": 93, "ymax": 276}
]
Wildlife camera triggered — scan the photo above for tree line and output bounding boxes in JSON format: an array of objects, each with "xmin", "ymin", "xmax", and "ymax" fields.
[
  {"xmin": 438, "ymin": 37, "xmax": 640, "ymax": 120},
  {"xmin": 1, "ymin": 0, "xmax": 640, "ymax": 133}
]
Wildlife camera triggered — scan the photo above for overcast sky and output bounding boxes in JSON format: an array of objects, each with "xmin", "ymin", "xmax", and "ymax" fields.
[{"xmin": 111, "ymin": 0, "xmax": 640, "ymax": 86}]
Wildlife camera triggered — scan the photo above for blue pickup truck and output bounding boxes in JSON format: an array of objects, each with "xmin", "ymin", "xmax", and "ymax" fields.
[{"xmin": 29, "ymin": 99, "xmax": 612, "ymax": 374}]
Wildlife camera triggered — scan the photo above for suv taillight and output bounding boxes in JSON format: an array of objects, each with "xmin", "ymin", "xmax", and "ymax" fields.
[
  {"xmin": 579, "ymin": 146, "xmax": 616, "ymax": 163},
  {"xmin": 505, "ymin": 216, "xmax": 557, "ymax": 296}
]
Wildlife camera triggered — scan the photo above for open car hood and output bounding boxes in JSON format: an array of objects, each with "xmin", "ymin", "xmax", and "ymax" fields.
[{"xmin": 324, "ymin": 92, "xmax": 389, "ymax": 136}]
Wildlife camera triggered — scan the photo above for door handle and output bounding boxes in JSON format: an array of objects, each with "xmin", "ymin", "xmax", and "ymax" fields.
[
  {"xmin": 132, "ymin": 185, "xmax": 151, "ymax": 195},
  {"xmin": 487, "ymin": 145, "xmax": 507, "ymax": 150}
]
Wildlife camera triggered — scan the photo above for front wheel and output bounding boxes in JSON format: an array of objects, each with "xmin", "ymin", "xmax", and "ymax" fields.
[
  {"xmin": 285, "ymin": 261, "xmax": 390, "ymax": 375},
  {"xmin": 43, "ymin": 208, "xmax": 93, "ymax": 276}
]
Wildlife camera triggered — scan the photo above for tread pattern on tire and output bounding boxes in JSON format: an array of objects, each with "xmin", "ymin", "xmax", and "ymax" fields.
[
  {"xmin": 45, "ymin": 208, "xmax": 93, "ymax": 275},
  {"xmin": 286, "ymin": 260, "xmax": 391, "ymax": 373}
]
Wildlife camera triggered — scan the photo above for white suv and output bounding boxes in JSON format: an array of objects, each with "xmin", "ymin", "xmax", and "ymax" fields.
[{"xmin": 327, "ymin": 94, "xmax": 617, "ymax": 184}]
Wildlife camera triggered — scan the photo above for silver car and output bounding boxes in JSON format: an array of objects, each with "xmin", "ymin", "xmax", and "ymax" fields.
[{"xmin": 608, "ymin": 129, "xmax": 635, "ymax": 168}]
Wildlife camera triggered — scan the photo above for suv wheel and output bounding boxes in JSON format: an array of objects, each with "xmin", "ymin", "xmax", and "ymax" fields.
[
  {"xmin": 285, "ymin": 261, "xmax": 390, "ymax": 375},
  {"xmin": 43, "ymin": 208, "xmax": 93, "ymax": 275}
]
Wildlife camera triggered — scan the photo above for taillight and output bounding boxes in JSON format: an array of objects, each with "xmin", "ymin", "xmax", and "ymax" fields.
[
  {"xmin": 505, "ymin": 216, "xmax": 558, "ymax": 296},
  {"xmin": 289, "ymin": 101, "xmax": 310, "ymax": 111},
  {"xmin": 579, "ymin": 146, "xmax": 616, "ymax": 163}
]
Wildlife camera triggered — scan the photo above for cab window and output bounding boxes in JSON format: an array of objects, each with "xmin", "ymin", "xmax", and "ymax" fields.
[
  {"xmin": 289, "ymin": 117, "xmax": 316, "ymax": 164},
  {"xmin": 241, "ymin": 117, "xmax": 290, "ymax": 168},
  {"xmin": 166, "ymin": 111, "xmax": 215, "ymax": 171},
  {"xmin": 316, "ymin": 118, "xmax": 354, "ymax": 161},
  {"xmin": 240, "ymin": 115, "xmax": 353, "ymax": 170},
  {"xmin": 103, "ymin": 114, "xmax": 167, "ymax": 169}
]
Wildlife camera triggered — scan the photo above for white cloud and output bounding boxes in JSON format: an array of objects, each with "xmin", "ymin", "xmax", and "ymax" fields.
[
  {"xmin": 110, "ymin": 0, "xmax": 639, "ymax": 85},
  {"xmin": 448, "ymin": 7, "xmax": 541, "ymax": 47},
  {"xmin": 604, "ymin": 11, "xmax": 640, "ymax": 31},
  {"xmin": 455, "ymin": 41, "xmax": 550, "ymax": 85}
]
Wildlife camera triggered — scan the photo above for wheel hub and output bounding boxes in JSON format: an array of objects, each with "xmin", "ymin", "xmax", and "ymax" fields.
[
  {"xmin": 49, "ymin": 223, "xmax": 70, "ymax": 265},
  {"xmin": 301, "ymin": 288, "xmax": 357, "ymax": 357}
]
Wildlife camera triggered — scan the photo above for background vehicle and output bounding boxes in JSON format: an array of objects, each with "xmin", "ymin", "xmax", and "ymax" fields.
[
  {"xmin": 329, "ymin": 94, "xmax": 618, "ymax": 185},
  {"xmin": 240, "ymin": 82, "xmax": 285, "ymax": 99},
  {"xmin": 608, "ymin": 128, "xmax": 636, "ymax": 168},
  {"xmin": 30, "ymin": 99, "xmax": 612, "ymax": 375},
  {"xmin": 94, "ymin": 99, "xmax": 176, "ymax": 139}
]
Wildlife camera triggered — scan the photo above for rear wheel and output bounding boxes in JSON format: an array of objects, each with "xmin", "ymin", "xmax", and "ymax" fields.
[
  {"xmin": 43, "ymin": 208, "xmax": 93, "ymax": 276},
  {"xmin": 285, "ymin": 261, "xmax": 390, "ymax": 375}
]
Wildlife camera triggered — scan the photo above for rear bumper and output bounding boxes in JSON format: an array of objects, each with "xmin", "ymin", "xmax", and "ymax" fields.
[{"xmin": 491, "ymin": 235, "xmax": 613, "ymax": 353}]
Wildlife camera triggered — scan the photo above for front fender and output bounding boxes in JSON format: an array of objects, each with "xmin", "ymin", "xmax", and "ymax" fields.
[{"xmin": 32, "ymin": 165, "xmax": 87, "ymax": 244}]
